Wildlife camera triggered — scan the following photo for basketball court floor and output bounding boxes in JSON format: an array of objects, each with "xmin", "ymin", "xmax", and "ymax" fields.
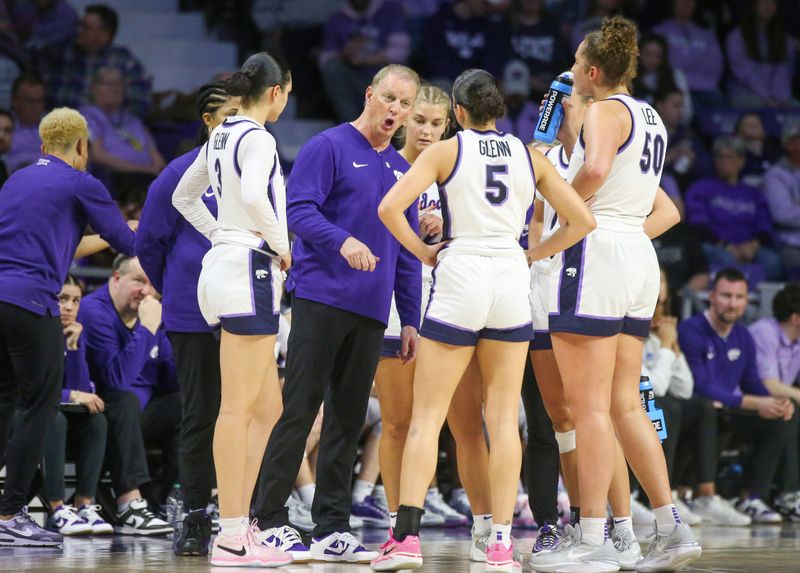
[{"xmin": 4, "ymin": 524, "xmax": 799, "ymax": 572}]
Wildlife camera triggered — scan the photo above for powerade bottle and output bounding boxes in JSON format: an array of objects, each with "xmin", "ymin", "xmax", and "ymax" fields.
[
  {"xmin": 533, "ymin": 71, "xmax": 573, "ymax": 144},
  {"xmin": 639, "ymin": 376, "xmax": 668, "ymax": 442}
]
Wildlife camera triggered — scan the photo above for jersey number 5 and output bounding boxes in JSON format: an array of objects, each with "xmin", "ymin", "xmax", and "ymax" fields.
[
  {"xmin": 639, "ymin": 132, "xmax": 665, "ymax": 176},
  {"xmin": 214, "ymin": 158, "xmax": 223, "ymax": 197},
  {"xmin": 485, "ymin": 164, "xmax": 509, "ymax": 206}
]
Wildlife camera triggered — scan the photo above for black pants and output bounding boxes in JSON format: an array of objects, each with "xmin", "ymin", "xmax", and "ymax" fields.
[
  {"xmin": 42, "ymin": 410, "xmax": 107, "ymax": 502},
  {"xmin": 780, "ymin": 407, "xmax": 800, "ymax": 493},
  {"xmin": 168, "ymin": 332, "xmax": 221, "ymax": 511},
  {"xmin": 521, "ymin": 357, "xmax": 559, "ymax": 525},
  {"xmin": 253, "ymin": 298, "xmax": 384, "ymax": 537},
  {"xmin": 102, "ymin": 390, "xmax": 181, "ymax": 501},
  {"xmin": 655, "ymin": 394, "xmax": 685, "ymax": 483},
  {"xmin": 674, "ymin": 396, "xmax": 789, "ymax": 498},
  {"xmin": 0, "ymin": 302, "xmax": 63, "ymax": 515}
]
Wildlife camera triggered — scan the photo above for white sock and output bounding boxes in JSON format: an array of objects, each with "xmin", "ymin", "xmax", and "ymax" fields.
[
  {"xmin": 297, "ymin": 484, "xmax": 315, "ymax": 506},
  {"xmin": 473, "ymin": 514, "xmax": 492, "ymax": 535},
  {"xmin": 352, "ymin": 479, "xmax": 375, "ymax": 504},
  {"xmin": 580, "ymin": 517, "xmax": 606, "ymax": 546},
  {"xmin": 219, "ymin": 516, "xmax": 248, "ymax": 537},
  {"xmin": 613, "ymin": 516, "xmax": 634, "ymax": 535},
  {"xmin": 491, "ymin": 523, "xmax": 512, "ymax": 549},
  {"xmin": 389, "ymin": 512, "xmax": 397, "ymax": 529},
  {"xmin": 653, "ymin": 504, "xmax": 681, "ymax": 533}
]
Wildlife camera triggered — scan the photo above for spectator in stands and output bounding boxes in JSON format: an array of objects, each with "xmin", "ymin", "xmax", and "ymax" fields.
[
  {"xmin": 13, "ymin": 0, "xmax": 79, "ymax": 51},
  {"xmin": 41, "ymin": 274, "xmax": 111, "ymax": 537},
  {"xmin": 685, "ymin": 136, "xmax": 783, "ymax": 283},
  {"xmin": 762, "ymin": 125, "xmax": 800, "ymax": 280},
  {"xmin": 0, "ymin": 107, "xmax": 135, "ymax": 547},
  {"xmin": 643, "ymin": 269, "xmax": 703, "ymax": 525},
  {"xmin": 0, "ymin": 109, "xmax": 12, "ymax": 184},
  {"xmin": 678, "ymin": 268, "xmax": 793, "ymax": 525},
  {"xmin": 654, "ymin": 87, "xmax": 713, "ymax": 192},
  {"xmin": 319, "ymin": 0, "xmax": 410, "ymax": 123},
  {"xmin": 423, "ymin": 0, "xmax": 510, "ymax": 88},
  {"xmin": 79, "ymin": 255, "xmax": 178, "ymax": 536},
  {"xmin": 725, "ymin": 0, "xmax": 796, "ymax": 109},
  {"xmin": 38, "ymin": 4, "xmax": 152, "ymax": 117},
  {"xmin": 632, "ymin": 34, "xmax": 692, "ymax": 124},
  {"xmin": 496, "ymin": 60, "xmax": 538, "ymax": 142},
  {"xmin": 749, "ymin": 282, "xmax": 800, "ymax": 521},
  {"xmin": 652, "ymin": 0, "xmax": 725, "ymax": 109},
  {"xmin": 6, "ymin": 72, "xmax": 45, "ymax": 172},
  {"xmin": 81, "ymin": 68, "xmax": 165, "ymax": 179},
  {"xmin": 735, "ymin": 112, "xmax": 781, "ymax": 188},
  {"xmin": 508, "ymin": 0, "xmax": 568, "ymax": 97}
]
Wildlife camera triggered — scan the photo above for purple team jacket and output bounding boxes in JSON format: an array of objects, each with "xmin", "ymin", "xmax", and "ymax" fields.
[{"xmin": 61, "ymin": 341, "xmax": 97, "ymax": 403}]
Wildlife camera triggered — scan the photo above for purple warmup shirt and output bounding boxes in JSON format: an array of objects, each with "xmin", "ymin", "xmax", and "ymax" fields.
[
  {"xmin": 6, "ymin": 123, "xmax": 42, "ymax": 172},
  {"xmin": 287, "ymin": 123, "xmax": 421, "ymax": 328},
  {"xmin": 78, "ymin": 284, "xmax": 177, "ymax": 409},
  {"xmin": 762, "ymin": 160, "xmax": 800, "ymax": 248},
  {"xmin": 137, "ymin": 147, "xmax": 215, "ymax": 333},
  {"xmin": 685, "ymin": 177, "xmax": 773, "ymax": 245},
  {"xmin": 749, "ymin": 317, "xmax": 800, "ymax": 387},
  {"xmin": 61, "ymin": 341, "xmax": 96, "ymax": 403},
  {"xmin": 725, "ymin": 28, "xmax": 793, "ymax": 104},
  {"xmin": 0, "ymin": 155, "xmax": 135, "ymax": 316},
  {"xmin": 652, "ymin": 19, "xmax": 724, "ymax": 92},
  {"xmin": 81, "ymin": 105, "xmax": 156, "ymax": 167},
  {"xmin": 678, "ymin": 313, "xmax": 769, "ymax": 408}
]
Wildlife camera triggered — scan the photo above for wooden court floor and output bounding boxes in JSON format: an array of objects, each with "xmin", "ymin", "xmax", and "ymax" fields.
[{"xmin": 3, "ymin": 524, "xmax": 799, "ymax": 572}]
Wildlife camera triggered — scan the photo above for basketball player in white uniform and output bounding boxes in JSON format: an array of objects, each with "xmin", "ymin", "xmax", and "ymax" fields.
[
  {"xmin": 172, "ymin": 52, "xmax": 293, "ymax": 568},
  {"xmin": 531, "ymin": 17, "xmax": 701, "ymax": 573},
  {"xmin": 371, "ymin": 68, "xmax": 595, "ymax": 572}
]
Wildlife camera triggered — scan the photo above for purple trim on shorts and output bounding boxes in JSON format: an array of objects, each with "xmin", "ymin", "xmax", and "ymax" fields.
[
  {"xmin": 381, "ymin": 336, "xmax": 402, "ymax": 357},
  {"xmin": 622, "ymin": 316, "xmax": 652, "ymax": 338},
  {"xmin": 233, "ymin": 127, "xmax": 261, "ymax": 178},
  {"xmin": 606, "ymin": 96, "xmax": 636, "ymax": 154},
  {"xmin": 530, "ymin": 330, "xmax": 552, "ymax": 351},
  {"xmin": 420, "ymin": 316, "xmax": 479, "ymax": 347},
  {"xmin": 440, "ymin": 131, "xmax": 462, "ymax": 187},
  {"xmin": 550, "ymin": 237, "xmax": 585, "ymax": 320},
  {"xmin": 219, "ymin": 249, "xmax": 279, "ymax": 335},
  {"xmin": 575, "ymin": 239, "xmax": 587, "ymax": 311},
  {"xmin": 548, "ymin": 314, "xmax": 625, "ymax": 337},
  {"xmin": 480, "ymin": 322, "xmax": 534, "ymax": 342}
]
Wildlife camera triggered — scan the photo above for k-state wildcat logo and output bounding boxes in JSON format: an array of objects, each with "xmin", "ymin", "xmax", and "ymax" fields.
[
  {"xmin": 255, "ymin": 269, "xmax": 268, "ymax": 280},
  {"xmin": 565, "ymin": 267, "xmax": 577, "ymax": 278}
]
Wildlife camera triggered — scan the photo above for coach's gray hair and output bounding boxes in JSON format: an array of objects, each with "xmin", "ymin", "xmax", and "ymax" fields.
[{"xmin": 371, "ymin": 64, "xmax": 420, "ymax": 90}]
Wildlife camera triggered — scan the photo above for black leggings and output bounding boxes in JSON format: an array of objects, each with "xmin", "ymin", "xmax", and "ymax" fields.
[
  {"xmin": 41, "ymin": 410, "xmax": 107, "ymax": 502},
  {"xmin": 521, "ymin": 358, "xmax": 560, "ymax": 525},
  {"xmin": 0, "ymin": 302, "xmax": 63, "ymax": 515}
]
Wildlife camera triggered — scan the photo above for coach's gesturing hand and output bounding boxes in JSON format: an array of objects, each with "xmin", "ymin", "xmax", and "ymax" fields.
[
  {"xmin": 340, "ymin": 236, "xmax": 380, "ymax": 272},
  {"xmin": 138, "ymin": 295, "xmax": 163, "ymax": 335},
  {"xmin": 398, "ymin": 325, "xmax": 418, "ymax": 365}
]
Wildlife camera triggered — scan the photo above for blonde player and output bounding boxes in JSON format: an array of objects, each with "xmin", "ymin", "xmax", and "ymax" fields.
[
  {"xmin": 172, "ymin": 52, "xmax": 293, "ymax": 568},
  {"xmin": 371, "ymin": 68, "xmax": 595, "ymax": 572},
  {"xmin": 531, "ymin": 17, "xmax": 702, "ymax": 573}
]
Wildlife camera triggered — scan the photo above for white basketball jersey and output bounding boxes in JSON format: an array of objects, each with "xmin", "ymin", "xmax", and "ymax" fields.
[
  {"xmin": 206, "ymin": 116, "xmax": 287, "ymax": 254},
  {"xmin": 566, "ymin": 94, "xmax": 668, "ymax": 231},
  {"xmin": 537, "ymin": 144, "xmax": 570, "ymax": 244},
  {"xmin": 418, "ymin": 182, "xmax": 440, "ymax": 280},
  {"xmin": 440, "ymin": 129, "xmax": 535, "ymax": 256}
]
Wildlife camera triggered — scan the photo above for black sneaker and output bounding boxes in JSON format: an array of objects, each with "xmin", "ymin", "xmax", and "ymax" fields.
[
  {"xmin": 115, "ymin": 498, "xmax": 174, "ymax": 536},
  {"xmin": 174, "ymin": 510, "xmax": 211, "ymax": 556}
]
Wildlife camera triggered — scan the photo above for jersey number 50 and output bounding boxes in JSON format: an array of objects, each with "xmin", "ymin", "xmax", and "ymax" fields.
[
  {"xmin": 485, "ymin": 165, "xmax": 509, "ymax": 206},
  {"xmin": 639, "ymin": 133, "xmax": 665, "ymax": 176}
]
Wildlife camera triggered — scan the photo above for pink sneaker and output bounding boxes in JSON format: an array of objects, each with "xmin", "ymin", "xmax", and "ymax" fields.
[
  {"xmin": 248, "ymin": 521, "xmax": 292, "ymax": 567},
  {"xmin": 370, "ymin": 534, "xmax": 423, "ymax": 571},
  {"xmin": 486, "ymin": 542, "xmax": 521, "ymax": 572},
  {"xmin": 210, "ymin": 530, "xmax": 253, "ymax": 567}
]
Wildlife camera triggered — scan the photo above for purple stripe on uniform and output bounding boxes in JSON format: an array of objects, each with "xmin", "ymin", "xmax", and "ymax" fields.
[
  {"xmin": 607, "ymin": 97, "xmax": 636, "ymax": 154},
  {"xmin": 262, "ymin": 157, "xmax": 280, "ymax": 256},
  {"xmin": 424, "ymin": 263, "xmax": 439, "ymax": 319},
  {"xmin": 480, "ymin": 322, "xmax": 534, "ymax": 342},
  {"xmin": 530, "ymin": 331, "xmax": 552, "ymax": 351},
  {"xmin": 219, "ymin": 249, "xmax": 279, "ymax": 335},
  {"xmin": 549, "ymin": 314, "xmax": 625, "ymax": 336},
  {"xmin": 381, "ymin": 336, "xmax": 402, "ymax": 358},
  {"xmin": 221, "ymin": 118, "xmax": 261, "ymax": 128},
  {"xmin": 471, "ymin": 128, "xmax": 506, "ymax": 136},
  {"xmin": 578, "ymin": 127, "xmax": 585, "ymax": 150},
  {"xmin": 438, "ymin": 185, "xmax": 452, "ymax": 240},
  {"xmin": 233, "ymin": 127, "xmax": 261, "ymax": 178},
  {"xmin": 558, "ymin": 146, "xmax": 569, "ymax": 169},
  {"xmin": 622, "ymin": 316, "xmax": 652, "ymax": 338},
  {"xmin": 553, "ymin": 237, "xmax": 585, "ymax": 318},
  {"xmin": 440, "ymin": 132, "xmax": 462, "ymax": 187},
  {"xmin": 574, "ymin": 238, "xmax": 588, "ymax": 312},
  {"xmin": 420, "ymin": 316, "xmax": 479, "ymax": 346}
]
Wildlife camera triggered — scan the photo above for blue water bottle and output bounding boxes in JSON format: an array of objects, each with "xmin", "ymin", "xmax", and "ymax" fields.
[
  {"xmin": 533, "ymin": 71, "xmax": 573, "ymax": 144},
  {"xmin": 639, "ymin": 375, "xmax": 668, "ymax": 442}
]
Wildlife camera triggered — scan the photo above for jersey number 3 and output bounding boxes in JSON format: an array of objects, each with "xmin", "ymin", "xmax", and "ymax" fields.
[
  {"xmin": 485, "ymin": 165, "xmax": 509, "ymax": 206},
  {"xmin": 639, "ymin": 132, "xmax": 665, "ymax": 176},
  {"xmin": 214, "ymin": 158, "xmax": 223, "ymax": 197}
]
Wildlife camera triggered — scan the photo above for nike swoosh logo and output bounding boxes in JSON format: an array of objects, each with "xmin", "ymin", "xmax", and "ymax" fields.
[
  {"xmin": 9, "ymin": 528, "xmax": 34, "ymax": 537},
  {"xmin": 353, "ymin": 162, "xmax": 368, "ymax": 168},
  {"xmin": 219, "ymin": 544, "xmax": 247, "ymax": 556}
]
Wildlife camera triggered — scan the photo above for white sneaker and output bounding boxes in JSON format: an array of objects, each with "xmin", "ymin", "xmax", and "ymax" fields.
[
  {"xmin": 774, "ymin": 491, "xmax": 800, "ymax": 522},
  {"xmin": 286, "ymin": 495, "xmax": 315, "ymax": 532},
  {"xmin": 672, "ymin": 494, "xmax": 702, "ymax": 526},
  {"xmin": 47, "ymin": 505, "xmax": 93, "ymax": 536},
  {"xmin": 631, "ymin": 494, "xmax": 655, "ymax": 526},
  {"xmin": 611, "ymin": 527, "xmax": 642, "ymax": 570},
  {"xmin": 691, "ymin": 495, "xmax": 751, "ymax": 526},
  {"xmin": 636, "ymin": 522, "xmax": 701, "ymax": 572},
  {"xmin": 310, "ymin": 530, "xmax": 377, "ymax": 562},
  {"xmin": 425, "ymin": 488, "xmax": 468, "ymax": 527},
  {"xmin": 735, "ymin": 497, "xmax": 783, "ymax": 524},
  {"xmin": 114, "ymin": 498, "xmax": 174, "ymax": 535},
  {"xmin": 257, "ymin": 524, "xmax": 312, "ymax": 562},
  {"xmin": 77, "ymin": 504, "xmax": 114, "ymax": 535},
  {"xmin": 350, "ymin": 514, "xmax": 365, "ymax": 529},
  {"xmin": 530, "ymin": 523, "xmax": 620, "ymax": 573}
]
